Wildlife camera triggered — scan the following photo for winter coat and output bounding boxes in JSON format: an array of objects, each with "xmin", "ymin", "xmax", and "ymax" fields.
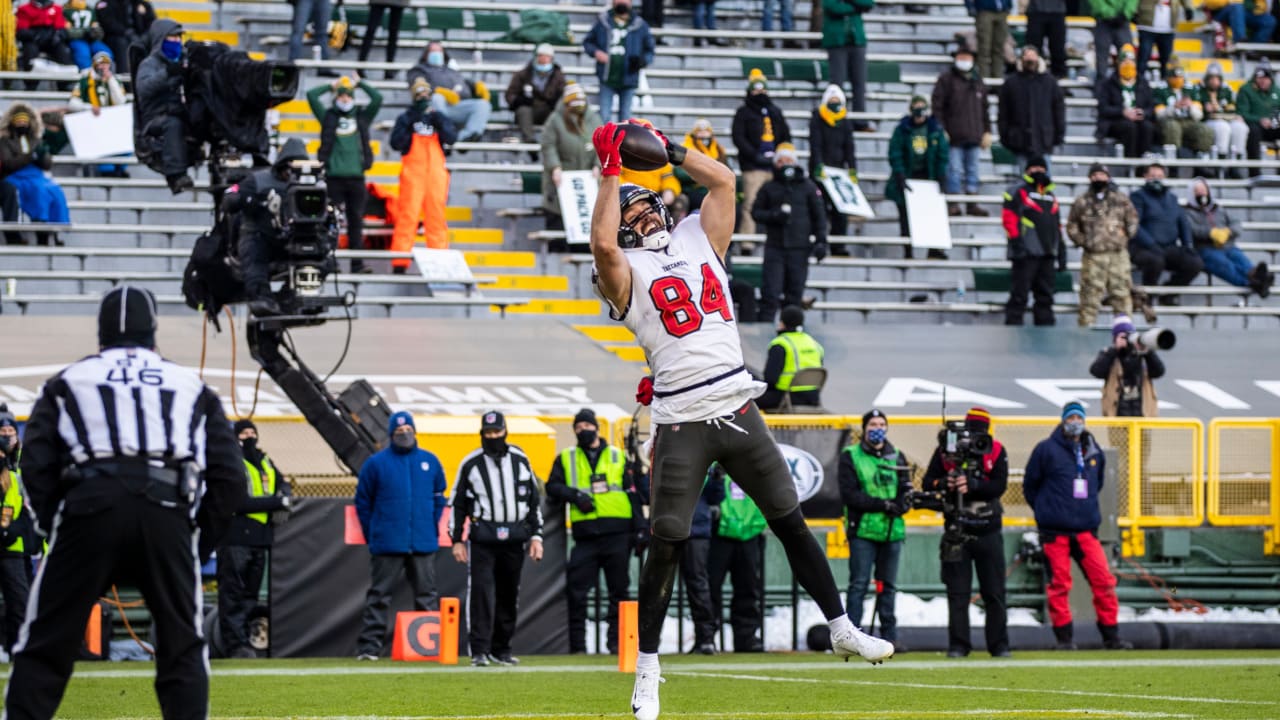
[
  {"xmin": 1024, "ymin": 426, "xmax": 1107, "ymax": 534},
  {"xmin": 932, "ymin": 66, "xmax": 991, "ymax": 147},
  {"xmin": 407, "ymin": 51, "xmax": 478, "ymax": 101},
  {"xmin": 95, "ymin": 0, "xmax": 154, "ymax": 40},
  {"xmin": 1136, "ymin": 0, "xmax": 1185, "ymax": 26},
  {"xmin": 1237, "ymin": 79, "xmax": 1280, "ymax": 124},
  {"xmin": 68, "ymin": 70, "xmax": 126, "ymax": 112},
  {"xmin": 0, "ymin": 103, "xmax": 51, "ymax": 178},
  {"xmin": 885, "ymin": 115, "xmax": 949, "ymax": 206},
  {"xmin": 1003, "ymin": 175, "xmax": 1066, "ymax": 262},
  {"xmin": 965, "ymin": 0, "xmax": 1014, "ymax": 14},
  {"xmin": 504, "ymin": 62, "xmax": 567, "ymax": 115},
  {"xmin": 1183, "ymin": 180, "xmax": 1242, "ymax": 250},
  {"xmin": 134, "ymin": 19, "xmax": 185, "ymax": 126},
  {"xmin": 1130, "ymin": 183, "xmax": 1192, "ymax": 251},
  {"xmin": 582, "ymin": 10, "xmax": 655, "ymax": 90},
  {"xmin": 1192, "ymin": 81, "xmax": 1240, "ymax": 118},
  {"xmin": 1089, "ymin": 0, "xmax": 1139, "ymax": 22},
  {"xmin": 15, "ymin": 1, "xmax": 67, "ymax": 36},
  {"xmin": 1066, "ymin": 185, "xmax": 1138, "ymax": 253},
  {"xmin": 997, "ymin": 68, "xmax": 1065, "ymax": 155},
  {"xmin": 389, "ymin": 104, "xmax": 457, "ymax": 154},
  {"xmin": 1090, "ymin": 346, "xmax": 1163, "ymax": 417},
  {"xmin": 1097, "ymin": 75, "xmax": 1156, "ymax": 138},
  {"xmin": 732, "ymin": 93, "xmax": 793, "ymax": 172},
  {"xmin": 750, "ymin": 165, "xmax": 828, "ymax": 249},
  {"xmin": 354, "ymin": 414, "xmax": 448, "ymax": 556},
  {"xmin": 540, "ymin": 102, "xmax": 603, "ymax": 214},
  {"xmin": 807, "ymin": 108, "xmax": 857, "ymax": 175},
  {"xmin": 822, "ymin": 0, "xmax": 876, "ymax": 48}
]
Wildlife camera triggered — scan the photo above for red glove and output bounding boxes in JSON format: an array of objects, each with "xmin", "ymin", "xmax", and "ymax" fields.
[
  {"xmin": 636, "ymin": 376, "xmax": 654, "ymax": 406},
  {"xmin": 592, "ymin": 122, "xmax": 624, "ymax": 177},
  {"xmin": 626, "ymin": 118, "xmax": 685, "ymax": 166}
]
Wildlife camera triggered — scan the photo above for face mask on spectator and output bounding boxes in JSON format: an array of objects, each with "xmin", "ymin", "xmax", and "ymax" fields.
[
  {"xmin": 826, "ymin": 101, "xmax": 842, "ymax": 112},
  {"xmin": 575, "ymin": 429, "xmax": 597, "ymax": 448},
  {"xmin": 1063, "ymin": 420, "xmax": 1085, "ymax": 438},
  {"xmin": 911, "ymin": 106, "xmax": 926, "ymax": 118},
  {"xmin": 1020, "ymin": 58, "xmax": 1038, "ymax": 73},
  {"xmin": 1146, "ymin": 179, "xmax": 1165, "ymax": 194},
  {"xmin": 866, "ymin": 428, "xmax": 887, "ymax": 445},
  {"xmin": 614, "ymin": 3, "xmax": 631, "ymax": 16},
  {"xmin": 426, "ymin": 51, "xmax": 444, "ymax": 67},
  {"xmin": 161, "ymin": 38, "xmax": 183, "ymax": 62},
  {"xmin": 1196, "ymin": 193, "xmax": 1210, "ymax": 206},
  {"xmin": 955, "ymin": 59, "xmax": 974, "ymax": 72},
  {"xmin": 1090, "ymin": 179, "xmax": 1109, "ymax": 193},
  {"xmin": 1169, "ymin": 76, "xmax": 1185, "ymax": 91},
  {"xmin": 1119, "ymin": 60, "xmax": 1137, "ymax": 83},
  {"xmin": 391, "ymin": 432, "xmax": 417, "ymax": 452},
  {"xmin": 696, "ymin": 134, "xmax": 713, "ymax": 146},
  {"xmin": 1030, "ymin": 171, "xmax": 1050, "ymax": 186},
  {"xmin": 781, "ymin": 166, "xmax": 797, "ymax": 179},
  {"xmin": 335, "ymin": 97, "xmax": 355, "ymax": 113},
  {"xmin": 534, "ymin": 61, "xmax": 552, "ymax": 74},
  {"xmin": 10, "ymin": 124, "xmax": 28, "ymax": 136}
]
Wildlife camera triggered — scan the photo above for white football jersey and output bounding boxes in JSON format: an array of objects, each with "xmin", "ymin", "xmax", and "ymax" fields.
[{"xmin": 595, "ymin": 216, "xmax": 763, "ymax": 424}]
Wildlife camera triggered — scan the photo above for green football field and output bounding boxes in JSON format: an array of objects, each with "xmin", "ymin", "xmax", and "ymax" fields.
[{"xmin": 9, "ymin": 650, "xmax": 1280, "ymax": 719}]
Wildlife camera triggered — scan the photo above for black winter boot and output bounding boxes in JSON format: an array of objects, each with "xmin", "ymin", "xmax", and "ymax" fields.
[
  {"xmin": 1052, "ymin": 623, "xmax": 1077, "ymax": 650},
  {"xmin": 1099, "ymin": 623, "xmax": 1133, "ymax": 650}
]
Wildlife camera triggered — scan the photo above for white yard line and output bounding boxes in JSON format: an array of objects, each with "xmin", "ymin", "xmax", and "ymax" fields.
[{"xmin": 196, "ymin": 711, "xmax": 1197, "ymax": 720}]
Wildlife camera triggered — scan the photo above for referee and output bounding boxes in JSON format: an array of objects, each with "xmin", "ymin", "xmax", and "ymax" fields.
[{"xmin": 7, "ymin": 286, "xmax": 245, "ymax": 720}]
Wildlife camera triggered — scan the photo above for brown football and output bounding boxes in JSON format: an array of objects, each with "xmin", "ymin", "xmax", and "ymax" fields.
[{"xmin": 618, "ymin": 123, "xmax": 669, "ymax": 171}]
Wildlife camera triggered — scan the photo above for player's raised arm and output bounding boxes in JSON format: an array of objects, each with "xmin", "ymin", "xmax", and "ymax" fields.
[
  {"xmin": 589, "ymin": 122, "xmax": 632, "ymax": 314},
  {"xmin": 679, "ymin": 141, "xmax": 737, "ymax": 260}
]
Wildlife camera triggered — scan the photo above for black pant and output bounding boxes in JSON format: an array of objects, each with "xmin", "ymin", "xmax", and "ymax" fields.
[
  {"xmin": 0, "ymin": 555, "xmax": 31, "ymax": 654},
  {"xmin": 1245, "ymin": 122, "xmax": 1280, "ymax": 176},
  {"xmin": 18, "ymin": 31, "xmax": 73, "ymax": 80},
  {"xmin": 642, "ymin": 0, "xmax": 665, "ymax": 27},
  {"xmin": 358, "ymin": 4, "xmax": 406, "ymax": 64},
  {"xmin": 1005, "ymin": 256, "xmax": 1057, "ymax": 325},
  {"xmin": 356, "ymin": 552, "xmax": 439, "ymax": 656},
  {"xmin": 565, "ymin": 533, "xmax": 631, "ymax": 653},
  {"xmin": 1106, "ymin": 119, "xmax": 1156, "ymax": 158},
  {"xmin": 326, "ymin": 175, "xmax": 368, "ymax": 260},
  {"xmin": 940, "ymin": 530, "xmax": 1009, "ymax": 655},
  {"xmin": 708, "ymin": 535, "xmax": 765, "ymax": 651},
  {"xmin": 2, "ymin": 180, "xmax": 22, "ymax": 245},
  {"xmin": 7, "ymin": 494, "xmax": 206, "ymax": 720},
  {"xmin": 216, "ymin": 544, "xmax": 266, "ymax": 656},
  {"xmin": 467, "ymin": 541, "xmax": 525, "ymax": 657},
  {"xmin": 757, "ymin": 245, "xmax": 810, "ymax": 322},
  {"xmin": 1131, "ymin": 244, "xmax": 1204, "ymax": 287},
  {"xmin": 103, "ymin": 33, "xmax": 138, "ymax": 73},
  {"xmin": 679, "ymin": 537, "xmax": 717, "ymax": 647},
  {"xmin": 1026, "ymin": 12, "xmax": 1067, "ymax": 77}
]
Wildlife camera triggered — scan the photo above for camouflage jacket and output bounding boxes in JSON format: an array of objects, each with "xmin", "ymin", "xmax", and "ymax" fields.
[{"xmin": 1066, "ymin": 186, "xmax": 1138, "ymax": 254}]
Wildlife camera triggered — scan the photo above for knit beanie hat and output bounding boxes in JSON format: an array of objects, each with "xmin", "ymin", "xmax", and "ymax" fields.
[
  {"xmin": 573, "ymin": 408, "xmax": 598, "ymax": 428},
  {"xmin": 964, "ymin": 407, "xmax": 992, "ymax": 431},
  {"xmin": 1025, "ymin": 154, "xmax": 1048, "ymax": 171},
  {"xmin": 861, "ymin": 409, "xmax": 887, "ymax": 429},
  {"xmin": 563, "ymin": 82, "xmax": 588, "ymax": 108},
  {"xmin": 1088, "ymin": 162, "xmax": 1110, "ymax": 177},
  {"xmin": 747, "ymin": 68, "xmax": 768, "ymax": 92},
  {"xmin": 534, "ymin": 43, "xmax": 555, "ymax": 58},
  {"xmin": 821, "ymin": 84, "xmax": 846, "ymax": 106},
  {"xmin": 334, "ymin": 76, "xmax": 355, "ymax": 97},
  {"xmin": 1112, "ymin": 314, "xmax": 1135, "ymax": 338},
  {"xmin": 1062, "ymin": 401, "xmax": 1086, "ymax": 422},
  {"xmin": 233, "ymin": 419, "xmax": 257, "ymax": 435},
  {"xmin": 410, "ymin": 77, "xmax": 432, "ymax": 100},
  {"xmin": 0, "ymin": 406, "xmax": 16, "ymax": 430},
  {"xmin": 910, "ymin": 94, "xmax": 928, "ymax": 108},
  {"xmin": 774, "ymin": 142, "xmax": 797, "ymax": 164}
]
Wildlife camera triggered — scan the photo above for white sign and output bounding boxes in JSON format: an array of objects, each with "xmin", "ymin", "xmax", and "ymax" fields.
[
  {"xmin": 903, "ymin": 180, "xmax": 953, "ymax": 250},
  {"xmin": 778, "ymin": 443, "xmax": 825, "ymax": 502},
  {"xmin": 819, "ymin": 170, "xmax": 874, "ymax": 218},
  {"xmin": 410, "ymin": 247, "xmax": 474, "ymax": 283},
  {"xmin": 556, "ymin": 170, "xmax": 598, "ymax": 246},
  {"xmin": 64, "ymin": 105, "xmax": 135, "ymax": 159}
]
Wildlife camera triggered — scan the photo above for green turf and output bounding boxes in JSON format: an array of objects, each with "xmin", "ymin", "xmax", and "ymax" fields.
[{"xmin": 8, "ymin": 650, "xmax": 1280, "ymax": 719}]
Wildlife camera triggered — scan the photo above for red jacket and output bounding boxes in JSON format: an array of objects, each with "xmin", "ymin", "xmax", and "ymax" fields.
[
  {"xmin": 16, "ymin": 2, "xmax": 68, "ymax": 31},
  {"xmin": 1002, "ymin": 178, "xmax": 1066, "ymax": 262}
]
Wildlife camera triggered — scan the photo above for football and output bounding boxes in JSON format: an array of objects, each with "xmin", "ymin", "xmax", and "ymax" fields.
[{"xmin": 618, "ymin": 122, "xmax": 670, "ymax": 171}]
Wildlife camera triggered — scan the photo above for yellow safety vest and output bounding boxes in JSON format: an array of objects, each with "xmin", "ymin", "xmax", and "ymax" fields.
[
  {"xmin": 2, "ymin": 468, "xmax": 24, "ymax": 554},
  {"xmin": 244, "ymin": 456, "xmax": 277, "ymax": 525},
  {"xmin": 560, "ymin": 445, "xmax": 630, "ymax": 524},
  {"xmin": 769, "ymin": 331, "xmax": 824, "ymax": 392}
]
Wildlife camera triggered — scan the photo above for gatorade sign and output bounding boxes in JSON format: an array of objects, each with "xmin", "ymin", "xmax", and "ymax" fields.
[{"xmin": 391, "ymin": 597, "xmax": 460, "ymax": 663}]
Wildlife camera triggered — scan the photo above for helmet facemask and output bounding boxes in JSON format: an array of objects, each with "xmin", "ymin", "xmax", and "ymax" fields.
[{"xmin": 618, "ymin": 184, "xmax": 674, "ymax": 251}]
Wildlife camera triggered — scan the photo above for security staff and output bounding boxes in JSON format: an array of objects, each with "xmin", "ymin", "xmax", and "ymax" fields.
[
  {"xmin": 450, "ymin": 411, "xmax": 544, "ymax": 667},
  {"xmin": 218, "ymin": 419, "xmax": 292, "ymax": 659},
  {"xmin": 758, "ymin": 306, "xmax": 825, "ymax": 411},
  {"xmin": 545, "ymin": 408, "xmax": 639, "ymax": 654},
  {"xmin": 8, "ymin": 286, "xmax": 245, "ymax": 720},
  {"xmin": 0, "ymin": 406, "xmax": 33, "ymax": 656},
  {"xmin": 707, "ymin": 464, "xmax": 767, "ymax": 652}
]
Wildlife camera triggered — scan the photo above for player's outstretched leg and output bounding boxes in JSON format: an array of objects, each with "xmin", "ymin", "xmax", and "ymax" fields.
[{"xmin": 632, "ymin": 537, "xmax": 683, "ymax": 720}]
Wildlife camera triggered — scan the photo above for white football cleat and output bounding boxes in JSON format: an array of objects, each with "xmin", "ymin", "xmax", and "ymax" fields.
[
  {"xmin": 631, "ymin": 668, "xmax": 665, "ymax": 720},
  {"xmin": 831, "ymin": 626, "xmax": 895, "ymax": 664}
]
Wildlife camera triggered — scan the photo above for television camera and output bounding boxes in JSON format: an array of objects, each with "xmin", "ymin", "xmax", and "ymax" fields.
[{"xmin": 910, "ymin": 419, "xmax": 1000, "ymax": 559}]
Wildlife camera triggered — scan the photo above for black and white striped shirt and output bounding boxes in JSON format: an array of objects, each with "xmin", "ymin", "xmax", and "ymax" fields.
[{"xmin": 449, "ymin": 445, "xmax": 543, "ymax": 541}]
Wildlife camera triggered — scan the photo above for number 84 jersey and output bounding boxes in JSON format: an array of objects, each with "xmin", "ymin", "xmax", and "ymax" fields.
[{"xmin": 594, "ymin": 216, "xmax": 763, "ymax": 424}]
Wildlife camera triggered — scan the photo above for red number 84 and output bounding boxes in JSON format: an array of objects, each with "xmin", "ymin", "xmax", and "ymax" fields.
[{"xmin": 647, "ymin": 263, "xmax": 734, "ymax": 338}]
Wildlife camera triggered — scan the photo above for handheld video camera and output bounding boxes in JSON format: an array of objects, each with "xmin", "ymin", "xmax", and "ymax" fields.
[{"xmin": 909, "ymin": 419, "xmax": 999, "ymax": 556}]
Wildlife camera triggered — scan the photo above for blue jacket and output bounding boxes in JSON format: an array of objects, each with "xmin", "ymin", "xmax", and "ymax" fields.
[
  {"xmin": 1130, "ymin": 185, "xmax": 1192, "ymax": 252},
  {"xmin": 1023, "ymin": 426, "xmax": 1105, "ymax": 533},
  {"xmin": 965, "ymin": 0, "xmax": 1013, "ymax": 15},
  {"xmin": 582, "ymin": 10, "xmax": 655, "ymax": 90},
  {"xmin": 354, "ymin": 413, "xmax": 448, "ymax": 555}
]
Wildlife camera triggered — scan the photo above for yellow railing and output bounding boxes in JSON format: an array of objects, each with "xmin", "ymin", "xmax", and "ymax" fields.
[{"xmin": 1207, "ymin": 418, "xmax": 1280, "ymax": 554}]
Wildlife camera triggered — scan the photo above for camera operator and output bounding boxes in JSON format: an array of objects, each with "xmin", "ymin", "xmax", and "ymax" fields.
[
  {"xmin": 1088, "ymin": 315, "xmax": 1165, "ymax": 417},
  {"xmin": 133, "ymin": 20, "xmax": 193, "ymax": 194},
  {"xmin": 223, "ymin": 137, "xmax": 312, "ymax": 316},
  {"xmin": 920, "ymin": 407, "xmax": 1012, "ymax": 658}
]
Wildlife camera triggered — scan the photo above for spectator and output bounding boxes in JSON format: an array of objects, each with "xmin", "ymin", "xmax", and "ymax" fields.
[
  {"xmin": 886, "ymin": 95, "xmax": 949, "ymax": 257},
  {"xmin": 932, "ymin": 45, "xmax": 991, "ymax": 217},
  {"xmin": 0, "ymin": 103, "xmax": 69, "ymax": 246},
  {"xmin": 220, "ymin": 420, "xmax": 292, "ymax": 659},
  {"xmin": 809, "ymin": 84, "xmax": 860, "ymax": 247},
  {"xmin": 1194, "ymin": 63, "xmax": 1248, "ymax": 166},
  {"xmin": 1090, "ymin": 0, "xmax": 1136, "ymax": 85},
  {"xmin": 16, "ymin": 0, "xmax": 73, "ymax": 84},
  {"xmin": 1136, "ymin": 0, "xmax": 1181, "ymax": 83},
  {"xmin": 998, "ymin": 45, "xmax": 1065, "ymax": 172},
  {"xmin": 1129, "ymin": 162, "xmax": 1203, "ymax": 296},
  {"xmin": 1185, "ymin": 177, "xmax": 1274, "ymax": 297},
  {"xmin": 0, "ymin": 408, "xmax": 32, "ymax": 658},
  {"xmin": 758, "ymin": 306, "xmax": 825, "ymax": 411},
  {"xmin": 353, "ymin": 412, "xmax": 447, "ymax": 661},
  {"xmin": 707, "ymin": 464, "xmax": 768, "ymax": 652},
  {"xmin": 822, "ymin": 0, "xmax": 876, "ymax": 131},
  {"xmin": 840, "ymin": 409, "xmax": 911, "ymax": 653},
  {"xmin": 1066, "ymin": 163, "xmax": 1138, "ymax": 327},
  {"xmin": 678, "ymin": 118, "xmax": 731, "ymax": 214},
  {"xmin": 95, "ymin": 0, "xmax": 153, "ymax": 73},
  {"xmin": 450, "ymin": 411, "xmax": 544, "ymax": 667},
  {"xmin": 407, "ymin": 41, "xmax": 493, "ymax": 143},
  {"xmin": 1089, "ymin": 315, "xmax": 1165, "ymax": 416},
  {"xmin": 583, "ymin": 0, "xmax": 654, "ymax": 123},
  {"xmin": 357, "ymin": 0, "xmax": 408, "ymax": 78},
  {"xmin": 289, "ymin": 0, "xmax": 333, "ymax": 67},
  {"xmin": 68, "ymin": 51, "xmax": 128, "ymax": 178},
  {"xmin": 1154, "ymin": 67, "xmax": 1213, "ymax": 159},
  {"xmin": 764, "ymin": 0, "xmax": 795, "ymax": 35},
  {"xmin": 1208, "ymin": 0, "xmax": 1276, "ymax": 48},
  {"xmin": 1002, "ymin": 155, "xmax": 1066, "ymax": 326},
  {"xmin": 679, "ymin": 478, "xmax": 725, "ymax": 655},
  {"xmin": 921, "ymin": 408, "xmax": 1011, "ymax": 659},
  {"xmin": 540, "ymin": 83, "xmax": 602, "ymax": 240},
  {"xmin": 505, "ymin": 44, "xmax": 566, "ymax": 147},
  {"xmin": 643, "ymin": 0, "xmax": 666, "ymax": 31},
  {"xmin": 751, "ymin": 147, "xmax": 828, "ymax": 324},
  {"xmin": 964, "ymin": 0, "xmax": 1011, "ymax": 79},
  {"xmin": 1023, "ymin": 402, "xmax": 1134, "ymax": 651},
  {"xmin": 1026, "ymin": 0, "xmax": 1068, "ymax": 78},
  {"xmin": 63, "ymin": 0, "xmax": 109, "ymax": 71},
  {"xmin": 691, "ymin": 0, "xmax": 722, "ymax": 45},
  {"xmin": 1097, "ymin": 45, "xmax": 1157, "ymax": 160},
  {"xmin": 389, "ymin": 78, "xmax": 457, "ymax": 266},
  {"xmin": 1237, "ymin": 65, "xmax": 1280, "ymax": 176},
  {"xmin": 134, "ymin": 20, "xmax": 193, "ymax": 194},
  {"xmin": 310, "ymin": 74, "xmax": 382, "ymax": 274},
  {"xmin": 732, "ymin": 69, "xmax": 792, "ymax": 239}
]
